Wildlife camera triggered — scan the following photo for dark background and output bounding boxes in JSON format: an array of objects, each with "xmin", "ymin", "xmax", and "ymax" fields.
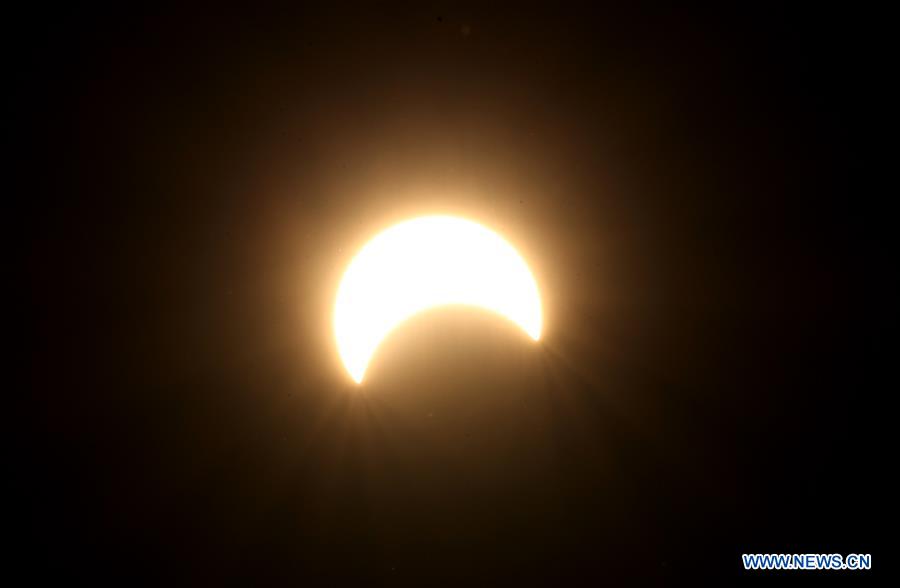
[{"xmin": 25, "ymin": 3, "xmax": 889, "ymax": 584}]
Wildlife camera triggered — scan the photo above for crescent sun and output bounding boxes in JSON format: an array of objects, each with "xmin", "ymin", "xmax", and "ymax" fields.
[{"xmin": 334, "ymin": 215, "xmax": 543, "ymax": 383}]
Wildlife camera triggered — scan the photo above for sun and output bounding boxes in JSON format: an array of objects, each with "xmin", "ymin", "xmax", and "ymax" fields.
[{"xmin": 334, "ymin": 216, "xmax": 542, "ymax": 383}]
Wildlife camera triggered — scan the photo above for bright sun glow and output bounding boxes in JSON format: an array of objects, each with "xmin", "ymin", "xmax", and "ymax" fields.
[{"xmin": 334, "ymin": 216, "xmax": 542, "ymax": 383}]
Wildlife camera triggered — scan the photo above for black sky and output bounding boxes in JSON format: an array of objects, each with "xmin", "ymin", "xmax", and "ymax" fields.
[{"xmin": 25, "ymin": 4, "xmax": 889, "ymax": 584}]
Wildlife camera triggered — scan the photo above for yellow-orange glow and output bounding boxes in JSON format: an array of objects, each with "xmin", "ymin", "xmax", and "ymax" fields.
[{"xmin": 334, "ymin": 216, "xmax": 542, "ymax": 383}]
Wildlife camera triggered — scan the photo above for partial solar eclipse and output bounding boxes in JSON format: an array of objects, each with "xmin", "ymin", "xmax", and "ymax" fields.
[{"xmin": 334, "ymin": 216, "xmax": 542, "ymax": 383}]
